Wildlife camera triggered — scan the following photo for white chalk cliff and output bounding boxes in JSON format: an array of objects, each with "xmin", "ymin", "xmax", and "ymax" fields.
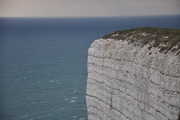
[{"xmin": 86, "ymin": 28, "xmax": 180, "ymax": 120}]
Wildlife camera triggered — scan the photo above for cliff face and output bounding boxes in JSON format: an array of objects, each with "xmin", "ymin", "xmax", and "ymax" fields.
[{"xmin": 86, "ymin": 28, "xmax": 180, "ymax": 120}]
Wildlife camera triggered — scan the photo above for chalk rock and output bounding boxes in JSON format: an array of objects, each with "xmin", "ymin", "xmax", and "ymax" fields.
[{"xmin": 86, "ymin": 29, "xmax": 180, "ymax": 120}]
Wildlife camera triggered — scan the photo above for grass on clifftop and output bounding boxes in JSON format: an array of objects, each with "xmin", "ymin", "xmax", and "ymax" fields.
[{"xmin": 102, "ymin": 27, "xmax": 180, "ymax": 55}]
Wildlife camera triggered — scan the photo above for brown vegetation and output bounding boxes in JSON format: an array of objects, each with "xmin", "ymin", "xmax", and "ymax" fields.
[{"xmin": 102, "ymin": 27, "xmax": 180, "ymax": 55}]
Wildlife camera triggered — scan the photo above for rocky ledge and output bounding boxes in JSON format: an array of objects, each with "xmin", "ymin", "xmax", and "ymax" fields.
[{"xmin": 86, "ymin": 27, "xmax": 180, "ymax": 120}]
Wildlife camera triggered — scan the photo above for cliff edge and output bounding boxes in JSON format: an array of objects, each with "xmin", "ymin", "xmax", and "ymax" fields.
[{"xmin": 86, "ymin": 27, "xmax": 180, "ymax": 120}]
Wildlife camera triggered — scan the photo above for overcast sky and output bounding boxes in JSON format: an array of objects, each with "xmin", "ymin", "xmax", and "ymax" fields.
[{"xmin": 0, "ymin": 0, "xmax": 180, "ymax": 17}]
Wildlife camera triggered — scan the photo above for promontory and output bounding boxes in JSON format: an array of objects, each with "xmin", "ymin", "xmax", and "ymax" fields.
[{"xmin": 86, "ymin": 27, "xmax": 180, "ymax": 120}]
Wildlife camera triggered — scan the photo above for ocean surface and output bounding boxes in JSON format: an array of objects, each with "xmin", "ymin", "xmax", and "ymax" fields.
[{"xmin": 0, "ymin": 15, "xmax": 180, "ymax": 120}]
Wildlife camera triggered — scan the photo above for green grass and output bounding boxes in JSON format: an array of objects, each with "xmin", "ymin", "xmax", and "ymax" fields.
[
  {"xmin": 102, "ymin": 27, "xmax": 180, "ymax": 55},
  {"xmin": 103, "ymin": 27, "xmax": 180, "ymax": 39},
  {"xmin": 135, "ymin": 27, "xmax": 180, "ymax": 35}
]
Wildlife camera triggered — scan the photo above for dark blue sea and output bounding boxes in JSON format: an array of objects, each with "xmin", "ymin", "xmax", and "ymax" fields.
[{"xmin": 0, "ymin": 15, "xmax": 180, "ymax": 120}]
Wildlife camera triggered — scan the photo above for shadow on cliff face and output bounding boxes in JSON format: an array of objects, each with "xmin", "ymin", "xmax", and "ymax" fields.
[{"xmin": 178, "ymin": 113, "xmax": 180, "ymax": 120}]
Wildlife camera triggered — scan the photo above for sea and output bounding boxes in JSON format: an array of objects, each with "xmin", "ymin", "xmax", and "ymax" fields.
[{"xmin": 0, "ymin": 15, "xmax": 180, "ymax": 120}]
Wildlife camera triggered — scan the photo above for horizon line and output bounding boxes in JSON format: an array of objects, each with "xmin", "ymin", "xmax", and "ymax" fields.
[{"xmin": 0, "ymin": 14, "xmax": 180, "ymax": 19}]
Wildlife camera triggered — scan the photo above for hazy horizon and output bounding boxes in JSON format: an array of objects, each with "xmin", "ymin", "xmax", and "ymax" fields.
[
  {"xmin": 1, "ymin": 14, "xmax": 180, "ymax": 19},
  {"xmin": 0, "ymin": 0, "xmax": 180, "ymax": 18}
]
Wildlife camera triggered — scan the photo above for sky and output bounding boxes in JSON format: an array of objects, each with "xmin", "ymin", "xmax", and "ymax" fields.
[{"xmin": 0, "ymin": 0, "xmax": 180, "ymax": 17}]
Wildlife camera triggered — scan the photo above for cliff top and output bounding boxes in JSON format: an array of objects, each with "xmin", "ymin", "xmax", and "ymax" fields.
[{"xmin": 102, "ymin": 27, "xmax": 180, "ymax": 55}]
